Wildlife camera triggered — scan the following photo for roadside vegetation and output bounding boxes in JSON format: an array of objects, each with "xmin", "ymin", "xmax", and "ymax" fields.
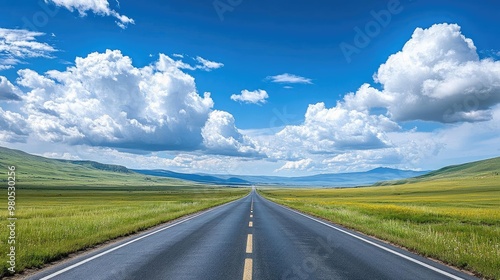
[
  {"xmin": 259, "ymin": 157, "xmax": 500, "ymax": 279},
  {"xmin": 0, "ymin": 147, "xmax": 249, "ymax": 277}
]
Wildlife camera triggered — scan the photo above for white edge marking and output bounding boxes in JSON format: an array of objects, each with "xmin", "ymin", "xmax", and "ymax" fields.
[
  {"xmin": 264, "ymin": 196, "xmax": 465, "ymax": 280},
  {"xmin": 40, "ymin": 194, "xmax": 250, "ymax": 280}
]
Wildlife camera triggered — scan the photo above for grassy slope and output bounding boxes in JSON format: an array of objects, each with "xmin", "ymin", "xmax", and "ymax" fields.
[
  {"xmin": 259, "ymin": 157, "xmax": 500, "ymax": 279},
  {"xmin": 0, "ymin": 146, "xmax": 249, "ymax": 277},
  {"xmin": 376, "ymin": 156, "xmax": 500, "ymax": 185},
  {"xmin": 0, "ymin": 146, "xmax": 192, "ymax": 188}
]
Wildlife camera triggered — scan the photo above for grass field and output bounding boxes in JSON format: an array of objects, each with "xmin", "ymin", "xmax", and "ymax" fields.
[
  {"xmin": 0, "ymin": 187, "xmax": 248, "ymax": 277},
  {"xmin": 259, "ymin": 170, "xmax": 500, "ymax": 279},
  {"xmin": 0, "ymin": 147, "xmax": 249, "ymax": 277}
]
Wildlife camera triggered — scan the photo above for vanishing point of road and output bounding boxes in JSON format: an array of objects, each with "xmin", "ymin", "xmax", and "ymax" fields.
[{"xmin": 29, "ymin": 189, "xmax": 477, "ymax": 280}]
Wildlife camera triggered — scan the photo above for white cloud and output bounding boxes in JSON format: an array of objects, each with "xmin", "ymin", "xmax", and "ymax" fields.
[
  {"xmin": 0, "ymin": 49, "xmax": 254, "ymax": 159},
  {"xmin": 195, "ymin": 56, "xmax": 224, "ymax": 71},
  {"xmin": 320, "ymin": 133, "xmax": 444, "ymax": 172},
  {"xmin": 156, "ymin": 53, "xmax": 197, "ymax": 71},
  {"xmin": 0, "ymin": 65, "xmax": 13, "ymax": 71},
  {"xmin": 275, "ymin": 102, "xmax": 399, "ymax": 154},
  {"xmin": 14, "ymin": 50, "xmax": 214, "ymax": 150},
  {"xmin": 0, "ymin": 108, "xmax": 29, "ymax": 143},
  {"xmin": 201, "ymin": 110, "xmax": 262, "ymax": 157},
  {"xmin": 0, "ymin": 28, "xmax": 57, "ymax": 69},
  {"xmin": 230, "ymin": 89, "xmax": 268, "ymax": 105},
  {"xmin": 277, "ymin": 158, "xmax": 314, "ymax": 172},
  {"xmin": 45, "ymin": 0, "xmax": 134, "ymax": 29},
  {"xmin": 155, "ymin": 54, "xmax": 224, "ymax": 72},
  {"xmin": 344, "ymin": 23, "xmax": 500, "ymax": 123},
  {"xmin": 267, "ymin": 73, "xmax": 313, "ymax": 84},
  {"xmin": 0, "ymin": 77, "xmax": 22, "ymax": 101},
  {"xmin": 43, "ymin": 151, "xmax": 80, "ymax": 160}
]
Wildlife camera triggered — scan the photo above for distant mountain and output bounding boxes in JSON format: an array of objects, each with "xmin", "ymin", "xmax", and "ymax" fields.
[
  {"xmin": 132, "ymin": 169, "xmax": 252, "ymax": 185},
  {"xmin": 134, "ymin": 167, "xmax": 429, "ymax": 187}
]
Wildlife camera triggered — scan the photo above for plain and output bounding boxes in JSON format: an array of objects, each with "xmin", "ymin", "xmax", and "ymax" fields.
[{"xmin": 259, "ymin": 157, "xmax": 500, "ymax": 279}]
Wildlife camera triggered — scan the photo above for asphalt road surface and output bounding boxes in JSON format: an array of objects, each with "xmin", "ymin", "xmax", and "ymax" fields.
[{"xmin": 29, "ymin": 189, "xmax": 478, "ymax": 280}]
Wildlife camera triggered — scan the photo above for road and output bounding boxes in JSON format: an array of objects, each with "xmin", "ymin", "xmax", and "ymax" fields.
[{"xmin": 29, "ymin": 189, "xmax": 477, "ymax": 280}]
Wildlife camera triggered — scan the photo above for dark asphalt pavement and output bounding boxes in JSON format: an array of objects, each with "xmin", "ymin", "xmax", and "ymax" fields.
[{"xmin": 29, "ymin": 189, "xmax": 478, "ymax": 280}]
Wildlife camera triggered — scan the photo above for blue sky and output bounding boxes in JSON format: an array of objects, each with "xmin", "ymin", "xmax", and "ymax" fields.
[{"xmin": 0, "ymin": 0, "xmax": 499, "ymax": 175}]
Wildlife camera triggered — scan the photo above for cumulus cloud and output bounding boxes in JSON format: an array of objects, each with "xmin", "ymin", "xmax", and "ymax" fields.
[
  {"xmin": 265, "ymin": 23, "xmax": 500, "ymax": 173},
  {"xmin": 267, "ymin": 73, "xmax": 313, "ymax": 84},
  {"xmin": 0, "ymin": 77, "xmax": 22, "ymax": 101},
  {"xmin": 45, "ymin": 0, "xmax": 134, "ymax": 29},
  {"xmin": 0, "ymin": 108, "xmax": 29, "ymax": 143},
  {"xmin": 0, "ymin": 49, "xmax": 254, "ymax": 159},
  {"xmin": 275, "ymin": 102, "xmax": 399, "ymax": 154},
  {"xmin": 202, "ymin": 110, "xmax": 262, "ymax": 157},
  {"xmin": 344, "ymin": 23, "xmax": 500, "ymax": 123},
  {"xmin": 14, "ymin": 50, "xmax": 214, "ymax": 150},
  {"xmin": 0, "ymin": 28, "xmax": 57, "ymax": 69},
  {"xmin": 230, "ymin": 89, "xmax": 268, "ymax": 105}
]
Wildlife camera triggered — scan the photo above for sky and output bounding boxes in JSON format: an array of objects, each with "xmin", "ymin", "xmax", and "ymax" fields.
[{"xmin": 0, "ymin": 0, "xmax": 499, "ymax": 176}]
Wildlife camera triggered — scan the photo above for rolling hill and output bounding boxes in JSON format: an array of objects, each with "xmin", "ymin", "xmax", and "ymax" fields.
[
  {"xmin": 0, "ymin": 146, "xmax": 187, "ymax": 188},
  {"xmin": 376, "ymin": 156, "xmax": 500, "ymax": 185}
]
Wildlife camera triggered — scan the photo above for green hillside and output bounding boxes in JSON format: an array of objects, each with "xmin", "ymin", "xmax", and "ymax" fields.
[
  {"xmin": 376, "ymin": 156, "xmax": 500, "ymax": 186},
  {"xmin": 0, "ymin": 146, "xmax": 189, "ymax": 189},
  {"xmin": 416, "ymin": 156, "xmax": 500, "ymax": 179}
]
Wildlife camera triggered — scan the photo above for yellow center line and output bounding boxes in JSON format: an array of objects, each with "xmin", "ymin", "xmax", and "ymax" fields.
[
  {"xmin": 246, "ymin": 234, "xmax": 253, "ymax": 253},
  {"xmin": 242, "ymin": 258, "xmax": 253, "ymax": 280},
  {"xmin": 243, "ymin": 195, "xmax": 254, "ymax": 280}
]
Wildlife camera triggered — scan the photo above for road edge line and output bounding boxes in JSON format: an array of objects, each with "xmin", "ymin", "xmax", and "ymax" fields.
[{"xmin": 258, "ymin": 193, "xmax": 465, "ymax": 280}]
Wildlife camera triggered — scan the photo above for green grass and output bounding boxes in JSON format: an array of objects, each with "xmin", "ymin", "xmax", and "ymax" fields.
[
  {"xmin": 0, "ymin": 146, "xmax": 250, "ymax": 277},
  {"xmin": 0, "ymin": 187, "xmax": 248, "ymax": 277},
  {"xmin": 376, "ymin": 156, "xmax": 500, "ymax": 185},
  {"xmin": 259, "ymin": 173, "xmax": 500, "ymax": 279}
]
